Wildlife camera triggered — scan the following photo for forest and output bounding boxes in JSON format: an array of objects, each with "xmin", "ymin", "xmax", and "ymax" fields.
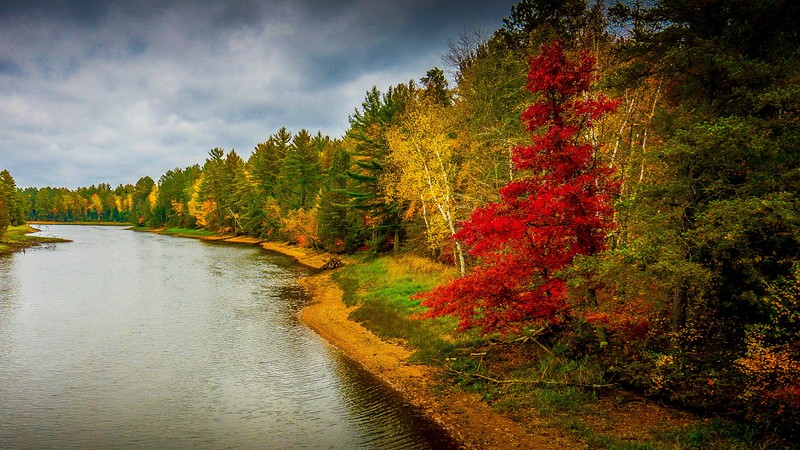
[{"xmin": 4, "ymin": 0, "xmax": 799, "ymax": 439}]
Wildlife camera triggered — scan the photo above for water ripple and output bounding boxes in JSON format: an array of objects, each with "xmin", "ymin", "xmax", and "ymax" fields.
[{"xmin": 0, "ymin": 226, "xmax": 456, "ymax": 449}]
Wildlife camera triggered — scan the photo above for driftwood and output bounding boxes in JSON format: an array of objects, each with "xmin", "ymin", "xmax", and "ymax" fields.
[
  {"xmin": 321, "ymin": 257, "xmax": 345, "ymax": 270},
  {"xmin": 443, "ymin": 366, "xmax": 616, "ymax": 390}
]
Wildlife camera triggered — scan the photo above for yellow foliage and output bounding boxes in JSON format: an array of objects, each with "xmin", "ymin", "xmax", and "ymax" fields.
[
  {"xmin": 196, "ymin": 200, "xmax": 216, "ymax": 228},
  {"xmin": 90, "ymin": 193, "xmax": 103, "ymax": 214},
  {"xmin": 186, "ymin": 176, "xmax": 204, "ymax": 225},
  {"xmin": 385, "ymin": 97, "xmax": 462, "ymax": 250},
  {"xmin": 147, "ymin": 185, "xmax": 158, "ymax": 211},
  {"xmin": 385, "ymin": 254, "xmax": 457, "ymax": 282},
  {"xmin": 280, "ymin": 207, "xmax": 319, "ymax": 246},
  {"xmin": 385, "ymin": 97, "xmax": 469, "ymax": 272},
  {"xmin": 170, "ymin": 200, "xmax": 184, "ymax": 215},
  {"xmin": 735, "ymin": 272, "xmax": 800, "ymax": 410}
]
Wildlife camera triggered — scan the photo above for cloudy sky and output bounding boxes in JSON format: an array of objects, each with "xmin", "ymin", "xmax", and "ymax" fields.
[{"xmin": 0, "ymin": 0, "xmax": 517, "ymax": 189}]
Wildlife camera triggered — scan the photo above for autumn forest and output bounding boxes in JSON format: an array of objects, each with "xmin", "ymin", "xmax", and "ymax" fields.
[{"xmin": 2, "ymin": 0, "xmax": 799, "ymax": 441}]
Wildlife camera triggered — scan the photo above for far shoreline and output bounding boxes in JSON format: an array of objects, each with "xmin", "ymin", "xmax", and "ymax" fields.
[{"xmin": 27, "ymin": 220, "xmax": 129, "ymax": 226}]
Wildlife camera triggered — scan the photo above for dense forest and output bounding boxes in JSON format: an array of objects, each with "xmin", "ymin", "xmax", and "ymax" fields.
[{"xmin": 5, "ymin": 0, "xmax": 799, "ymax": 437}]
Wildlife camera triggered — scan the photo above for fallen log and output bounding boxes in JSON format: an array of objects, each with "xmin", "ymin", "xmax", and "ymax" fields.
[{"xmin": 321, "ymin": 257, "xmax": 345, "ymax": 270}]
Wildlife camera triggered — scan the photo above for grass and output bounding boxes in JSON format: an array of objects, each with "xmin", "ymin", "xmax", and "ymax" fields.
[
  {"xmin": 331, "ymin": 253, "xmax": 470, "ymax": 363},
  {"xmin": 126, "ymin": 226, "xmax": 218, "ymax": 238},
  {"xmin": 0, "ymin": 223, "xmax": 70, "ymax": 253},
  {"xmin": 160, "ymin": 227, "xmax": 217, "ymax": 237},
  {"xmin": 650, "ymin": 418, "xmax": 778, "ymax": 450},
  {"xmin": 557, "ymin": 417, "xmax": 776, "ymax": 450}
]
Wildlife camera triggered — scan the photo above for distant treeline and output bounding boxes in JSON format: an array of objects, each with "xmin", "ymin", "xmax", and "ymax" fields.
[
  {"xmin": 8, "ymin": 0, "xmax": 800, "ymax": 438},
  {"xmin": 21, "ymin": 184, "xmax": 135, "ymax": 223}
]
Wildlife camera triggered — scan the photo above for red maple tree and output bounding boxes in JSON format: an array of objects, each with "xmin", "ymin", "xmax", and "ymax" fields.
[{"xmin": 415, "ymin": 41, "xmax": 619, "ymax": 334}]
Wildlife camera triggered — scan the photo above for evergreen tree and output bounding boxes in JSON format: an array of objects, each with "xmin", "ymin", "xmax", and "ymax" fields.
[
  {"xmin": 197, "ymin": 148, "xmax": 227, "ymax": 231},
  {"xmin": 221, "ymin": 150, "xmax": 247, "ymax": 234},
  {"xmin": 420, "ymin": 67, "xmax": 452, "ymax": 106},
  {"xmin": 233, "ymin": 168, "xmax": 262, "ymax": 236},
  {"xmin": 497, "ymin": 0, "xmax": 602, "ymax": 51},
  {"xmin": 346, "ymin": 84, "xmax": 414, "ymax": 252},
  {"xmin": 317, "ymin": 147, "xmax": 363, "ymax": 252},
  {"xmin": 0, "ymin": 191, "xmax": 9, "ymax": 237},
  {"xmin": 279, "ymin": 129, "xmax": 321, "ymax": 210},
  {"xmin": 0, "ymin": 170, "xmax": 25, "ymax": 226},
  {"xmin": 248, "ymin": 129, "xmax": 290, "ymax": 198},
  {"xmin": 132, "ymin": 176, "xmax": 156, "ymax": 226},
  {"xmin": 607, "ymin": 0, "xmax": 800, "ymax": 422}
]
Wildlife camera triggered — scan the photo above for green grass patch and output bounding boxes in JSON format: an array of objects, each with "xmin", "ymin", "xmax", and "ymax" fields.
[
  {"xmin": 488, "ymin": 351, "xmax": 603, "ymax": 417},
  {"xmin": 560, "ymin": 419, "xmax": 656, "ymax": 450},
  {"xmin": 331, "ymin": 254, "xmax": 465, "ymax": 362},
  {"xmin": 161, "ymin": 227, "xmax": 216, "ymax": 237},
  {"xmin": 0, "ymin": 224, "xmax": 70, "ymax": 253},
  {"xmin": 651, "ymin": 418, "xmax": 772, "ymax": 449}
]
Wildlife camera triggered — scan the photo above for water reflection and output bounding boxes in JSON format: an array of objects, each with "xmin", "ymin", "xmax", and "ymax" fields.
[{"xmin": 0, "ymin": 225, "xmax": 457, "ymax": 449}]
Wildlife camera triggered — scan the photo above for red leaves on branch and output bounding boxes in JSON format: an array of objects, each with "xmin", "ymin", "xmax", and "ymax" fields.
[{"xmin": 415, "ymin": 41, "xmax": 619, "ymax": 334}]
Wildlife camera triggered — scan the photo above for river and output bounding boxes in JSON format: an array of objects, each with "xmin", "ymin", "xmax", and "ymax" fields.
[{"xmin": 0, "ymin": 225, "xmax": 456, "ymax": 449}]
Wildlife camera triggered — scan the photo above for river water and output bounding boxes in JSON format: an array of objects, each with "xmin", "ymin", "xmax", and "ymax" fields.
[{"xmin": 0, "ymin": 225, "xmax": 456, "ymax": 449}]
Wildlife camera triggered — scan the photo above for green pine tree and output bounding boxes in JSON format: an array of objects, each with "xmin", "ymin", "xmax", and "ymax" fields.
[{"xmin": 279, "ymin": 129, "xmax": 322, "ymax": 210}]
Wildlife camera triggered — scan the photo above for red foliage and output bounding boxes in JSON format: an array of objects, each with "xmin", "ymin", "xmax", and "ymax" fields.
[
  {"xmin": 415, "ymin": 41, "xmax": 619, "ymax": 334},
  {"xmin": 771, "ymin": 382, "xmax": 800, "ymax": 409},
  {"xmin": 585, "ymin": 299, "xmax": 652, "ymax": 342}
]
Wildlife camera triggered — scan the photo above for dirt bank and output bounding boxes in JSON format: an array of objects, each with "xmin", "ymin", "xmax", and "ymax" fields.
[
  {"xmin": 259, "ymin": 241, "xmax": 333, "ymax": 268},
  {"xmin": 294, "ymin": 267, "xmax": 575, "ymax": 449}
]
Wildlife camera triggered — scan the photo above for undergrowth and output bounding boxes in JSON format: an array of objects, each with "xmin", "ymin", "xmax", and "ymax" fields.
[{"xmin": 328, "ymin": 253, "xmax": 790, "ymax": 449}]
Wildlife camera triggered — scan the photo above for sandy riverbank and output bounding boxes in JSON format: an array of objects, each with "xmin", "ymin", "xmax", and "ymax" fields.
[
  {"xmin": 252, "ymin": 242, "xmax": 573, "ymax": 448},
  {"xmin": 296, "ymin": 270, "xmax": 574, "ymax": 449}
]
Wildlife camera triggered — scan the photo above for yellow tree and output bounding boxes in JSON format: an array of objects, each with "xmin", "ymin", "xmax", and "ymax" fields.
[
  {"xmin": 90, "ymin": 193, "xmax": 103, "ymax": 221},
  {"xmin": 186, "ymin": 176, "xmax": 207, "ymax": 227},
  {"xmin": 147, "ymin": 185, "xmax": 158, "ymax": 222},
  {"xmin": 115, "ymin": 195, "xmax": 124, "ymax": 217},
  {"xmin": 385, "ymin": 97, "xmax": 467, "ymax": 275}
]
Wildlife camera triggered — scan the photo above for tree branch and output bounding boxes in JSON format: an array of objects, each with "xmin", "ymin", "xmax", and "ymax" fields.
[{"xmin": 442, "ymin": 366, "xmax": 616, "ymax": 389}]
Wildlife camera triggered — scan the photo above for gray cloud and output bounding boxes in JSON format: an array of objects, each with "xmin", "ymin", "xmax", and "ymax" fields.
[{"xmin": 0, "ymin": 0, "xmax": 516, "ymax": 188}]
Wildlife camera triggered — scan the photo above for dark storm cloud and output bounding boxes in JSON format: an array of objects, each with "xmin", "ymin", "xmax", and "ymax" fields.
[{"xmin": 0, "ymin": 0, "xmax": 517, "ymax": 188}]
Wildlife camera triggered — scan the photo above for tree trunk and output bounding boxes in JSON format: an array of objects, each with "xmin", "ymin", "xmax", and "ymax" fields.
[
  {"xmin": 671, "ymin": 283, "xmax": 688, "ymax": 333},
  {"xmin": 587, "ymin": 287, "xmax": 608, "ymax": 348},
  {"xmin": 454, "ymin": 240, "xmax": 467, "ymax": 277}
]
